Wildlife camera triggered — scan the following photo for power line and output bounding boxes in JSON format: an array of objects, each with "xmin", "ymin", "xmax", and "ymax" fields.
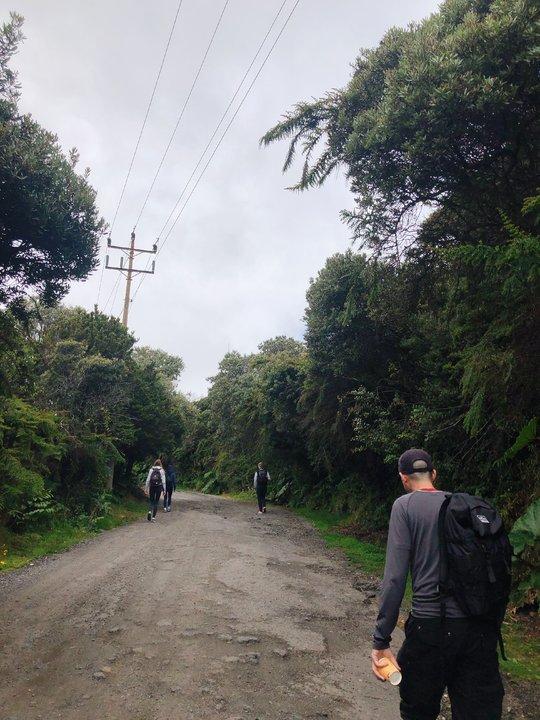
[
  {"xmin": 130, "ymin": 0, "xmax": 301, "ymax": 306},
  {"xmin": 110, "ymin": 276, "xmax": 122, "ymax": 318},
  {"xmin": 156, "ymin": 0, "xmax": 290, "ymax": 242},
  {"xmin": 133, "ymin": 0, "xmax": 231, "ymax": 231},
  {"xmin": 103, "ymin": 274, "xmax": 122, "ymax": 315},
  {"xmin": 96, "ymin": 0, "xmax": 184, "ymax": 305},
  {"xmin": 109, "ymin": 0, "xmax": 185, "ymax": 235}
]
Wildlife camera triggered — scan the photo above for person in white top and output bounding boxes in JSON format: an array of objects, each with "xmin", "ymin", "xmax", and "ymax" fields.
[{"xmin": 145, "ymin": 459, "xmax": 166, "ymax": 522}]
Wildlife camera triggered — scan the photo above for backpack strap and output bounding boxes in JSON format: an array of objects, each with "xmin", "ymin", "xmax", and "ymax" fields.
[{"xmin": 437, "ymin": 494, "xmax": 452, "ymax": 621}]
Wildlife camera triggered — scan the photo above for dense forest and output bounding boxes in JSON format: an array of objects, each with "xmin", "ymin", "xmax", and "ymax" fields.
[
  {"xmin": 0, "ymin": 14, "xmax": 189, "ymax": 533},
  {"xmin": 0, "ymin": 2, "xmax": 538, "ymax": 601},
  {"xmin": 176, "ymin": 0, "xmax": 539, "ymax": 601}
]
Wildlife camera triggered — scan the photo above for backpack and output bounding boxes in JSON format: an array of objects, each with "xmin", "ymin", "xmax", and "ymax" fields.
[
  {"xmin": 257, "ymin": 469, "xmax": 268, "ymax": 484},
  {"xmin": 149, "ymin": 467, "xmax": 162, "ymax": 489},
  {"xmin": 438, "ymin": 493, "xmax": 512, "ymax": 656}
]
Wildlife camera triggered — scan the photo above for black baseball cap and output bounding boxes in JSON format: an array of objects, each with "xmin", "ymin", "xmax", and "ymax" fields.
[{"xmin": 398, "ymin": 448, "xmax": 434, "ymax": 475}]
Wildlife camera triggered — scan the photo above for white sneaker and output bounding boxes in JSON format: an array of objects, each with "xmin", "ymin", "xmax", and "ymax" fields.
[
  {"xmin": 257, "ymin": 511, "xmax": 263, "ymax": 516},
  {"xmin": 151, "ymin": 517, "xmax": 156, "ymax": 522}
]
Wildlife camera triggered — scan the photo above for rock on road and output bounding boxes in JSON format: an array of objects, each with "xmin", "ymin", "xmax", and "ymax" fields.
[{"xmin": 0, "ymin": 492, "xmax": 399, "ymax": 720}]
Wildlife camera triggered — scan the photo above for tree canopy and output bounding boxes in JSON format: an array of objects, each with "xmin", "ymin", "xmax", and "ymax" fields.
[
  {"xmin": 180, "ymin": 0, "xmax": 539, "ymax": 560},
  {"xmin": 261, "ymin": 0, "xmax": 539, "ymax": 257},
  {"xmin": 0, "ymin": 13, "xmax": 105, "ymax": 307}
]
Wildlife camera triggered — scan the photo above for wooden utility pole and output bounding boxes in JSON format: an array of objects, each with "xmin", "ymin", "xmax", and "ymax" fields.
[{"xmin": 105, "ymin": 230, "xmax": 157, "ymax": 327}]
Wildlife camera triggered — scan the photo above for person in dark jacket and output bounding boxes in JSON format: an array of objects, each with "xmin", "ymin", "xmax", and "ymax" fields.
[
  {"xmin": 163, "ymin": 462, "xmax": 177, "ymax": 512},
  {"xmin": 253, "ymin": 462, "xmax": 270, "ymax": 515},
  {"xmin": 371, "ymin": 448, "xmax": 503, "ymax": 720}
]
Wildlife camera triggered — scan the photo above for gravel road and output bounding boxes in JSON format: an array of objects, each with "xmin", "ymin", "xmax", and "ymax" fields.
[{"xmin": 0, "ymin": 491, "xmax": 401, "ymax": 720}]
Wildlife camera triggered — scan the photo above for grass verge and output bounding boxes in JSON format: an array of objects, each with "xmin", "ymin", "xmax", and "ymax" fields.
[
  {"xmin": 294, "ymin": 507, "xmax": 386, "ymax": 576},
  {"xmin": 0, "ymin": 495, "xmax": 147, "ymax": 573},
  {"xmin": 222, "ymin": 490, "xmax": 255, "ymax": 503},
  {"xmin": 292, "ymin": 505, "xmax": 539, "ymax": 683}
]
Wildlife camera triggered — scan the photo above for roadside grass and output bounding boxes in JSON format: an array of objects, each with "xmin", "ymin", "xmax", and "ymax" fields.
[
  {"xmin": 293, "ymin": 507, "xmax": 386, "ymax": 576},
  {"xmin": 0, "ymin": 495, "xmax": 147, "ymax": 573},
  {"xmin": 500, "ymin": 619, "xmax": 540, "ymax": 682},
  {"xmin": 222, "ymin": 490, "xmax": 254, "ymax": 503},
  {"xmin": 293, "ymin": 506, "xmax": 539, "ymax": 683}
]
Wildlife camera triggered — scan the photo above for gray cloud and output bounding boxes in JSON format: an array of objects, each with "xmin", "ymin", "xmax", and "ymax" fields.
[{"xmin": 11, "ymin": 0, "xmax": 438, "ymax": 395}]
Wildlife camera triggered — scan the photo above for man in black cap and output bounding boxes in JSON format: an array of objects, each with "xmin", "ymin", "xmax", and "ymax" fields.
[{"xmin": 370, "ymin": 448, "xmax": 503, "ymax": 720}]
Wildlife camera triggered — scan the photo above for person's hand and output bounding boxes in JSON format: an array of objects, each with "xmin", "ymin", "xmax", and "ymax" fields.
[{"xmin": 371, "ymin": 648, "xmax": 400, "ymax": 681}]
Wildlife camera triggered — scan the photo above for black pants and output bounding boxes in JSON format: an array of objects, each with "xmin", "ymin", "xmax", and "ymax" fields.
[
  {"xmin": 163, "ymin": 483, "xmax": 173, "ymax": 509},
  {"xmin": 398, "ymin": 616, "xmax": 504, "ymax": 720},
  {"xmin": 148, "ymin": 486, "xmax": 162, "ymax": 517},
  {"xmin": 256, "ymin": 482, "xmax": 267, "ymax": 511}
]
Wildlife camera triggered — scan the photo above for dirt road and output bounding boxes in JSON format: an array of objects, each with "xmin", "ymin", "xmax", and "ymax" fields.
[{"xmin": 0, "ymin": 491, "xmax": 400, "ymax": 719}]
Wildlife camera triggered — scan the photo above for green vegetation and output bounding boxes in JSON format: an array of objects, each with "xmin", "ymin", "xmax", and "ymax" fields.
[
  {"xmin": 0, "ymin": 16, "xmax": 190, "ymax": 542},
  {"xmin": 509, "ymin": 499, "xmax": 540, "ymax": 607},
  {"xmin": 0, "ymin": 1, "xmax": 537, "ymax": 682},
  {"xmin": 179, "ymin": 0, "xmax": 539, "ymax": 611},
  {"xmin": 294, "ymin": 507, "xmax": 386, "ymax": 575},
  {"xmin": 178, "ymin": 6, "xmax": 539, "ymax": 686},
  {"xmin": 500, "ymin": 621, "xmax": 540, "ymax": 682},
  {"xmin": 0, "ymin": 304, "xmax": 190, "ymax": 534},
  {"xmin": 0, "ymin": 495, "xmax": 147, "ymax": 572},
  {"xmin": 0, "ymin": 13, "xmax": 105, "ymax": 308}
]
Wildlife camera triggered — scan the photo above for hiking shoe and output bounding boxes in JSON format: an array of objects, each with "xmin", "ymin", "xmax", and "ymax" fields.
[
  {"xmin": 262, "ymin": 507, "xmax": 267, "ymax": 513},
  {"xmin": 257, "ymin": 511, "xmax": 263, "ymax": 516},
  {"xmin": 147, "ymin": 511, "xmax": 152, "ymax": 522},
  {"xmin": 151, "ymin": 517, "xmax": 156, "ymax": 522}
]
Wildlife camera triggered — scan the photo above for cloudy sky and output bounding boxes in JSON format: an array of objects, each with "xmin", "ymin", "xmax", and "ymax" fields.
[{"xmin": 9, "ymin": 0, "xmax": 438, "ymax": 395}]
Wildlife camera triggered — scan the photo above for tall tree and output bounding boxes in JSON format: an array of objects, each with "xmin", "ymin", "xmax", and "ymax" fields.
[
  {"xmin": 262, "ymin": 0, "xmax": 539, "ymax": 257},
  {"xmin": 0, "ymin": 13, "xmax": 105, "ymax": 307}
]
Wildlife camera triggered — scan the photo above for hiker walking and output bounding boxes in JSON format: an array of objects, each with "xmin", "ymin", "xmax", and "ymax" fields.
[
  {"xmin": 163, "ymin": 461, "xmax": 177, "ymax": 512},
  {"xmin": 145, "ymin": 458, "xmax": 166, "ymax": 522},
  {"xmin": 371, "ymin": 448, "xmax": 510, "ymax": 720},
  {"xmin": 253, "ymin": 462, "xmax": 270, "ymax": 515}
]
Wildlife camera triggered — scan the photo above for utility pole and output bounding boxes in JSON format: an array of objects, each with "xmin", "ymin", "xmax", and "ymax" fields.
[{"xmin": 105, "ymin": 231, "xmax": 157, "ymax": 327}]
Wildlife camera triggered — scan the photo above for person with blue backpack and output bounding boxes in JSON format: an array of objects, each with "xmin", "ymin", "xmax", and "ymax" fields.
[
  {"xmin": 371, "ymin": 448, "xmax": 511, "ymax": 720},
  {"xmin": 163, "ymin": 461, "xmax": 177, "ymax": 512}
]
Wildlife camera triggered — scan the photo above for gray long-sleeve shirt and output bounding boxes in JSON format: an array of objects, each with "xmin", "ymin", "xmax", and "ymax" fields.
[{"xmin": 373, "ymin": 489, "xmax": 465, "ymax": 650}]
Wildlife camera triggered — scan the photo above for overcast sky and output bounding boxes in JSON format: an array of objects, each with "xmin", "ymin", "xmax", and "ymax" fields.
[{"xmin": 9, "ymin": 0, "xmax": 438, "ymax": 396}]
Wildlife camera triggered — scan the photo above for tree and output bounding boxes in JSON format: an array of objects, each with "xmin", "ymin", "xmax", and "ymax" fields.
[
  {"xmin": 0, "ymin": 396, "xmax": 65, "ymax": 526},
  {"xmin": 258, "ymin": 336, "xmax": 305, "ymax": 356},
  {"xmin": 262, "ymin": 0, "xmax": 539, "ymax": 257},
  {"xmin": 133, "ymin": 346, "xmax": 184, "ymax": 392},
  {"xmin": 0, "ymin": 13, "xmax": 105, "ymax": 307}
]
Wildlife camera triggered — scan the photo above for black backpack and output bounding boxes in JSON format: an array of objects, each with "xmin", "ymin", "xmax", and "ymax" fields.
[
  {"xmin": 438, "ymin": 493, "xmax": 512, "ymax": 656},
  {"xmin": 150, "ymin": 467, "xmax": 162, "ymax": 489},
  {"xmin": 257, "ymin": 469, "xmax": 268, "ymax": 484}
]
